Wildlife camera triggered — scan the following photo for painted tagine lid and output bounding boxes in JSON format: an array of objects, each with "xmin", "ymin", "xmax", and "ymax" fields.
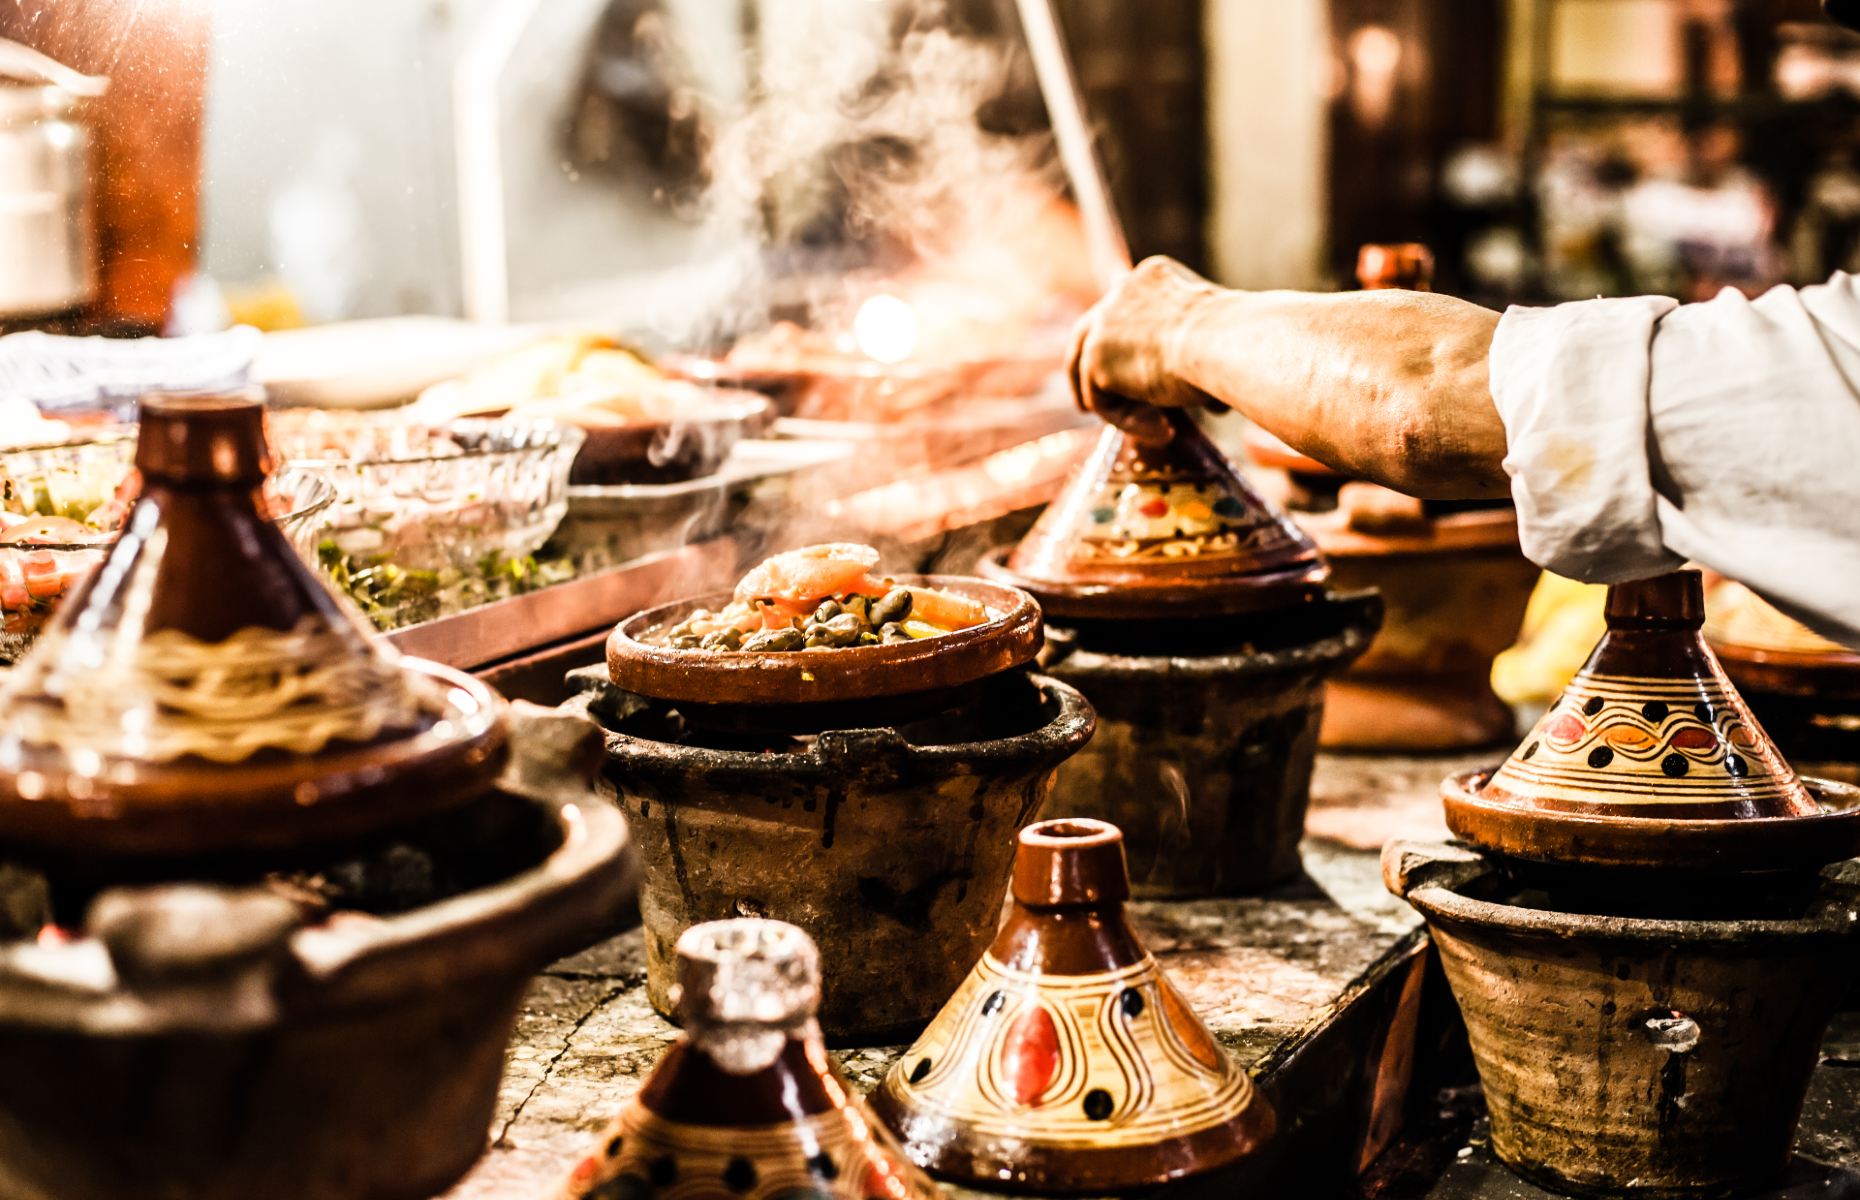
[
  {"xmin": 870, "ymin": 818, "xmax": 1275, "ymax": 1192},
  {"xmin": 1443, "ymin": 570, "xmax": 1860, "ymax": 877},
  {"xmin": 986, "ymin": 410, "xmax": 1327, "ymax": 620},
  {"xmin": 557, "ymin": 919, "xmax": 935, "ymax": 1200},
  {"xmin": 0, "ymin": 392, "xmax": 506, "ymax": 859}
]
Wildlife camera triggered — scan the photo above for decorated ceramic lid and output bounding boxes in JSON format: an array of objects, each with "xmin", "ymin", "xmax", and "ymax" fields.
[
  {"xmin": 0, "ymin": 392, "xmax": 506, "ymax": 859},
  {"xmin": 1443, "ymin": 570, "xmax": 1860, "ymax": 877},
  {"xmin": 986, "ymin": 411, "xmax": 1327, "ymax": 620},
  {"xmin": 558, "ymin": 919, "xmax": 936, "ymax": 1200},
  {"xmin": 870, "ymin": 818, "xmax": 1275, "ymax": 1191}
]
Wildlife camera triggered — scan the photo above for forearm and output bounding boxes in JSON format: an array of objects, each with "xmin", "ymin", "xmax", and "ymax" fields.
[{"xmin": 1169, "ymin": 287, "xmax": 1509, "ymax": 499}]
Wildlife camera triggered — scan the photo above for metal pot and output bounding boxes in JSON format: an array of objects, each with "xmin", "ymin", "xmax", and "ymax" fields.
[{"xmin": 0, "ymin": 39, "xmax": 105, "ymax": 321}]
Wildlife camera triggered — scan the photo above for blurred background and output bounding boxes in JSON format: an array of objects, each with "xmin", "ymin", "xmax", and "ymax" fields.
[{"xmin": 10, "ymin": 0, "xmax": 1860, "ymax": 339}]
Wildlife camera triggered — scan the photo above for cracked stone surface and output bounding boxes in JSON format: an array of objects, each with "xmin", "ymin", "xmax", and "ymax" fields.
[{"xmin": 440, "ymin": 751, "xmax": 1501, "ymax": 1198}]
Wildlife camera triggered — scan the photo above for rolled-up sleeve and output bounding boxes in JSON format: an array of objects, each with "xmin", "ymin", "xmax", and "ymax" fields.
[{"xmin": 1490, "ymin": 276, "xmax": 1860, "ymax": 647}]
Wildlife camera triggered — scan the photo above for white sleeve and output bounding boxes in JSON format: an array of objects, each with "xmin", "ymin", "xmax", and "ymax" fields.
[{"xmin": 1489, "ymin": 276, "xmax": 1860, "ymax": 647}]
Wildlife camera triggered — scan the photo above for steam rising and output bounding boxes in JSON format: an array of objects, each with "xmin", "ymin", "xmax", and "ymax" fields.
[{"xmin": 654, "ymin": 0, "xmax": 1093, "ymax": 355}]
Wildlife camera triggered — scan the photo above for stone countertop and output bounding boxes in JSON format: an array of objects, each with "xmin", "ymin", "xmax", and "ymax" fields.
[{"xmin": 445, "ymin": 751, "xmax": 1479, "ymax": 1199}]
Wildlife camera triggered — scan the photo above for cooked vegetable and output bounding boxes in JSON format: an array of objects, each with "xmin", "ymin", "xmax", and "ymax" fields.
[{"xmin": 651, "ymin": 543, "xmax": 991, "ymax": 652}]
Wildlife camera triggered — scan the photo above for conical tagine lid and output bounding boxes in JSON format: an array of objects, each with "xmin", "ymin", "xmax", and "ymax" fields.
[
  {"xmin": 0, "ymin": 392, "xmax": 505, "ymax": 859},
  {"xmin": 988, "ymin": 411, "xmax": 1326, "ymax": 620},
  {"xmin": 871, "ymin": 818, "xmax": 1275, "ymax": 1193},
  {"xmin": 1479, "ymin": 571, "xmax": 1812, "ymax": 821},
  {"xmin": 558, "ymin": 919, "xmax": 935, "ymax": 1200}
]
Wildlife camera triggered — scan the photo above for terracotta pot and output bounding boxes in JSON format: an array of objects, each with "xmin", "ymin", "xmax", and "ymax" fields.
[
  {"xmin": 557, "ymin": 919, "xmax": 935, "ymax": 1200},
  {"xmin": 0, "ymin": 706, "xmax": 637, "ymax": 1200},
  {"xmin": 567, "ymin": 668, "xmax": 1094, "ymax": 1043},
  {"xmin": 1312, "ymin": 507, "xmax": 1537, "ymax": 751},
  {"xmin": 1035, "ymin": 591, "xmax": 1381, "ymax": 897},
  {"xmin": 1385, "ymin": 839, "xmax": 1860, "ymax": 1197},
  {"xmin": 871, "ymin": 818, "xmax": 1276, "ymax": 1192}
]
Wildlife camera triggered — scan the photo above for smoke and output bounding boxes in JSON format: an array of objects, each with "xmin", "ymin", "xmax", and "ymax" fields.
[{"xmin": 647, "ymin": 0, "xmax": 1094, "ymax": 355}]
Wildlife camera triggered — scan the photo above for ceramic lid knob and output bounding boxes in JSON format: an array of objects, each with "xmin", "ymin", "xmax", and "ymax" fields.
[
  {"xmin": 1010, "ymin": 818, "xmax": 1131, "ymax": 908},
  {"xmin": 672, "ymin": 918, "xmax": 819, "ymax": 1074},
  {"xmin": 135, "ymin": 391, "xmax": 273, "ymax": 486},
  {"xmin": 1606, "ymin": 570, "xmax": 1705, "ymax": 628}
]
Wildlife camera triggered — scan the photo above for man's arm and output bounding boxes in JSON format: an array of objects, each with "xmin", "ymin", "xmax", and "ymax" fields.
[{"xmin": 1068, "ymin": 256, "xmax": 1508, "ymax": 499}]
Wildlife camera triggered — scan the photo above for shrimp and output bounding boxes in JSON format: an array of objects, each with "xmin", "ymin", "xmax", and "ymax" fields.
[
  {"xmin": 732, "ymin": 543, "xmax": 883, "ymax": 606},
  {"xmin": 904, "ymin": 586, "xmax": 991, "ymax": 631}
]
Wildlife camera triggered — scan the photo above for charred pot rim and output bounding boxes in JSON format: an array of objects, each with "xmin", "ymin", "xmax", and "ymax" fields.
[
  {"xmin": 0, "ymin": 707, "xmax": 636, "ymax": 1032},
  {"xmin": 1038, "ymin": 587, "xmax": 1381, "ymax": 677},
  {"xmin": 605, "ymin": 576, "xmax": 1041, "ymax": 707},
  {"xmin": 1440, "ymin": 768, "xmax": 1860, "ymax": 879},
  {"xmin": 566, "ymin": 670, "xmax": 1096, "ymax": 784},
  {"xmin": 1383, "ymin": 838, "xmax": 1860, "ymax": 946}
]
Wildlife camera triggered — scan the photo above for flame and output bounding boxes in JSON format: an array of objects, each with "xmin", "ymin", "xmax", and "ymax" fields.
[{"xmin": 852, "ymin": 293, "xmax": 920, "ymax": 364}]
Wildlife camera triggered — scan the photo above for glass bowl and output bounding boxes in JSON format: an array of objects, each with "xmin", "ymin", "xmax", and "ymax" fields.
[
  {"xmin": 1, "ymin": 431, "xmax": 336, "ymax": 659},
  {"xmin": 270, "ymin": 416, "xmax": 583, "ymax": 572}
]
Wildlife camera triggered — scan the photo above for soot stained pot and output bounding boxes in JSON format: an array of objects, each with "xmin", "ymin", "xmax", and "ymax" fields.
[
  {"xmin": 567, "ymin": 665, "xmax": 1093, "ymax": 1043},
  {"xmin": 985, "ymin": 410, "xmax": 1381, "ymax": 895},
  {"xmin": 1385, "ymin": 839, "xmax": 1860, "ymax": 1198},
  {"xmin": 0, "ymin": 705, "xmax": 637, "ymax": 1200},
  {"xmin": 1035, "ymin": 597, "xmax": 1379, "ymax": 897}
]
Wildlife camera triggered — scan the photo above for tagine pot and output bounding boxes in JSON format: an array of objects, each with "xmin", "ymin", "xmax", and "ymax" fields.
[
  {"xmin": 1385, "ymin": 839, "xmax": 1860, "ymax": 1197},
  {"xmin": 1704, "ymin": 576, "xmax": 1860, "ymax": 780},
  {"xmin": 984, "ymin": 410, "xmax": 1381, "ymax": 896},
  {"xmin": 558, "ymin": 918, "xmax": 934, "ymax": 1200},
  {"xmin": 0, "ymin": 705, "xmax": 637, "ymax": 1200},
  {"xmin": 871, "ymin": 818, "xmax": 1276, "ymax": 1193},
  {"xmin": 1442, "ymin": 571, "xmax": 1860, "ymax": 892},
  {"xmin": 0, "ymin": 392, "xmax": 508, "ymax": 862},
  {"xmin": 566, "ymin": 662, "xmax": 1094, "ymax": 1043}
]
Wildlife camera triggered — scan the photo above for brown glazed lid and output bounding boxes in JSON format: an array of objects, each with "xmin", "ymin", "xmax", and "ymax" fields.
[
  {"xmin": 1443, "ymin": 570, "xmax": 1860, "ymax": 877},
  {"xmin": 871, "ymin": 818, "xmax": 1275, "ymax": 1192},
  {"xmin": 985, "ymin": 411, "xmax": 1328, "ymax": 620},
  {"xmin": 557, "ymin": 919, "xmax": 935, "ymax": 1200},
  {"xmin": 0, "ymin": 392, "xmax": 506, "ymax": 859}
]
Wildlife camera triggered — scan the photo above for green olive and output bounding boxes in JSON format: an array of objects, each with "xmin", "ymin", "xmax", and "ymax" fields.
[
  {"xmin": 743, "ymin": 627, "xmax": 805, "ymax": 652},
  {"xmin": 823, "ymin": 613, "xmax": 865, "ymax": 645},
  {"xmin": 701, "ymin": 627, "xmax": 744, "ymax": 650}
]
